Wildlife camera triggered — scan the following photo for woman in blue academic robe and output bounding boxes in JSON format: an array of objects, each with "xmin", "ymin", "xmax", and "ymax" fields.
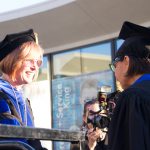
[{"xmin": 0, "ymin": 29, "xmax": 47, "ymax": 150}]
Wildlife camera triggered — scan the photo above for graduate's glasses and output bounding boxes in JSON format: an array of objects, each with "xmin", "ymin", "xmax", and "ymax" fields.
[
  {"xmin": 109, "ymin": 57, "xmax": 122, "ymax": 72},
  {"xmin": 23, "ymin": 59, "xmax": 43, "ymax": 68}
]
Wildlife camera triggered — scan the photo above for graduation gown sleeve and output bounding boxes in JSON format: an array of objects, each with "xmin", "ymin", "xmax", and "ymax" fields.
[{"xmin": 108, "ymin": 83, "xmax": 150, "ymax": 150}]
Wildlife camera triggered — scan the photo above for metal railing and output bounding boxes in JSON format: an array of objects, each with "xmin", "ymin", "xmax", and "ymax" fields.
[{"xmin": 0, "ymin": 124, "xmax": 85, "ymax": 150}]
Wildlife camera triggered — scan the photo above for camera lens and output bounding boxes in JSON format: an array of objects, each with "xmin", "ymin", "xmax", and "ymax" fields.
[{"xmin": 94, "ymin": 115, "xmax": 110, "ymax": 129}]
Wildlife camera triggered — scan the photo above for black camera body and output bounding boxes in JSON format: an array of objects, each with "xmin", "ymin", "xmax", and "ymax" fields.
[
  {"xmin": 90, "ymin": 87, "xmax": 120, "ymax": 130},
  {"xmin": 92, "ymin": 114, "xmax": 110, "ymax": 129}
]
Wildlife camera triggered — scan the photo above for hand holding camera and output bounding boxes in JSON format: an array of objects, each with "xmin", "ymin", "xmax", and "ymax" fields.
[{"xmin": 82, "ymin": 85, "xmax": 120, "ymax": 150}]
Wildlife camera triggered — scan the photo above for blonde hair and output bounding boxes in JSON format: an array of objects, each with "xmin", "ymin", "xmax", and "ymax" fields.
[{"xmin": 0, "ymin": 41, "xmax": 44, "ymax": 81}]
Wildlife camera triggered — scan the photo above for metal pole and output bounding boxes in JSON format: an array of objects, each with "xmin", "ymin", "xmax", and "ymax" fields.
[{"xmin": 0, "ymin": 124, "xmax": 85, "ymax": 142}]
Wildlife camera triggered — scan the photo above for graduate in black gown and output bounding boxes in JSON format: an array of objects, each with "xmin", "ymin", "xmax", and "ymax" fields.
[{"xmin": 108, "ymin": 21, "xmax": 150, "ymax": 150}]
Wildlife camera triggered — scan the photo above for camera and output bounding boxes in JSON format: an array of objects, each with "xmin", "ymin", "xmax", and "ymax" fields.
[
  {"xmin": 89, "ymin": 86, "xmax": 120, "ymax": 130},
  {"xmin": 92, "ymin": 114, "xmax": 110, "ymax": 129}
]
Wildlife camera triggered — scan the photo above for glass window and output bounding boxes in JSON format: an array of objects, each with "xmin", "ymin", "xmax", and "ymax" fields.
[
  {"xmin": 52, "ymin": 42, "xmax": 112, "ymax": 79},
  {"xmin": 116, "ymin": 39, "xmax": 124, "ymax": 50},
  {"xmin": 52, "ymin": 41, "xmax": 114, "ymax": 150},
  {"xmin": 81, "ymin": 42, "xmax": 111, "ymax": 73},
  {"xmin": 115, "ymin": 40, "xmax": 124, "ymax": 91},
  {"xmin": 52, "ymin": 71, "xmax": 114, "ymax": 150},
  {"xmin": 37, "ymin": 56, "xmax": 49, "ymax": 81},
  {"xmin": 52, "ymin": 50, "xmax": 81, "ymax": 79}
]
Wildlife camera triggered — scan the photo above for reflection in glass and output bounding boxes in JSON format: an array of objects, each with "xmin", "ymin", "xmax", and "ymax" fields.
[
  {"xmin": 53, "ymin": 50, "xmax": 81, "ymax": 79},
  {"xmin": 52, "ymin": 41, "xmax": 115, "ymax": 150},
  {"xmin": 52, "ymin": 42, "xmax": 112, "ymax": 79},
  {"xmin": 37, "ymin": 56, "xmax": 49, "ymax": 81},
  {"xmin": 116, "ymin": 39, "xmax": 124, "ymax": 50},
  {"xmin": 81, "ymin": 42, "xmax": 111, "ymax": 73}
]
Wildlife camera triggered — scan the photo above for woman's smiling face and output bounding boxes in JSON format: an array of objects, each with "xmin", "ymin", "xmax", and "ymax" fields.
[{"xmin": 15, "ymin": 48, "xmax": 43, "ymax": 85}]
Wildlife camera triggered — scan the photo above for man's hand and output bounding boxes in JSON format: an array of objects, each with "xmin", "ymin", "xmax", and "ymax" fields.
[{"xmin": 87, "ymin": 127, "xmax": 106, "ymax": 150}]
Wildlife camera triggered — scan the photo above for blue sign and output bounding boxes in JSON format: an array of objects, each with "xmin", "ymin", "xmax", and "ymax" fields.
[{"xmin": 52, "ymin": 70, "xmax": 114, "ymax": 150}]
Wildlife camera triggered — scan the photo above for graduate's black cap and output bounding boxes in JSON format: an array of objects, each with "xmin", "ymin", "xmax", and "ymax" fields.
[
  {"xmin": 116, "ymin": 21, "xmax": 150, "ymax": 59},
  {"xmin": 0, "ymin": 29, "xmax": 37, "ymax": 61}
]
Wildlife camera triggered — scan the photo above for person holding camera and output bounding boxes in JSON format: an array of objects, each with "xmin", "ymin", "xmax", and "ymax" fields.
[
  {"xmin": 83, "ymin": 99, "xmax": 107, "ymax": 150},
  {"xmin": 108, "ymin": 21, "xmax": 150, "ymax": 150},
  {"xmin": 70, "ymin": 99, "xmax": 107, "ymax": 150}
]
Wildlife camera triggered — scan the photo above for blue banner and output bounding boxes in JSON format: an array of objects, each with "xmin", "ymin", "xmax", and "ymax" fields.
[{"xmin": 52, "ymin": 70, "xmax": 114, "ymax": 150}]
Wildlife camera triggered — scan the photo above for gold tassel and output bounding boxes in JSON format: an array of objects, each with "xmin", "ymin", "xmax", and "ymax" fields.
[{"xmin": 34, "ymin": 32, "xmax": 38, "ymax": 44}]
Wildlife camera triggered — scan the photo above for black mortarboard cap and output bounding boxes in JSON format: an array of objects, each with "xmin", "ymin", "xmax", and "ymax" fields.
[
  {"xmin": 0, "ymin": 29, "xmax": 37, "ymax": 61},
  {"xmin": 116, "ymin": 21, "xmax": 150, "ymax": 59},
  {"xmin": 119, "ymin": 21, "xmax": 150, "ymax": 39}
]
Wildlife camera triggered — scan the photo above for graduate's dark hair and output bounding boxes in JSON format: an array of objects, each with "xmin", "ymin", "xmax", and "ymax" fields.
[
  {"xmin": 116, "ymin": 21, "xmax": 150, "ymax": 76},
  {"xmin": 116, "ymin": 40, "xmax": 150, "ymax": 77},
  {"xmin": 127, "ymin": 56, "xmax": 150, "ymax": 76}
]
